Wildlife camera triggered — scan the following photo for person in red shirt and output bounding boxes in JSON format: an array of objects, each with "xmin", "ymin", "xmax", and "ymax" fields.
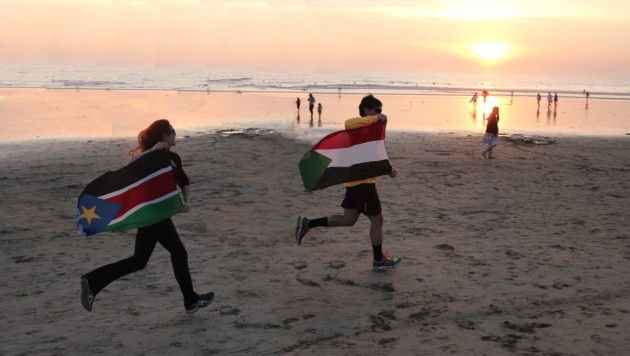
[{"xmin": 481, "ymin": 107, "xmax": 500, "ymax": 159}]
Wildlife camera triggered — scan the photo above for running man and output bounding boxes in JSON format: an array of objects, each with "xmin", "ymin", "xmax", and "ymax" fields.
[{"xmin": 295, "ymin": 95, "xmax": 401, "ymax": 271}]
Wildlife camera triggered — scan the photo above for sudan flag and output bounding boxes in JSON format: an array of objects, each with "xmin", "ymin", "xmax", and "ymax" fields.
[
  {"xmin": 76, "ymin": 150, "xmax": 183, "ymax": 236},
  {"xmin": 299, "ymin": 121, "xmax": 392, "ymax": 191}
]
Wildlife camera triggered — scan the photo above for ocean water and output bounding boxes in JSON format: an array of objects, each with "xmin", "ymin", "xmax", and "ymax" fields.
[
  {"xmin": 2, "ymin": 63, "xmax": 629, "ymax": 98},
  {"xmin": 0, "ymin": 63, "xmax": 628, "ymax": 141}
]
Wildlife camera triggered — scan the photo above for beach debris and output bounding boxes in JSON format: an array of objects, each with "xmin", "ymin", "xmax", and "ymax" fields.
[
  {"xmin": 502, "ymin": 134, "xmax": 556, "ymax": 145},
  {"xmin": 217, "ymin": 128, "xmax": 275, "ymax": 137}
]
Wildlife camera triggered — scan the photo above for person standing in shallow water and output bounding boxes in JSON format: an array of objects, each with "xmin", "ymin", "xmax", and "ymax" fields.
[
  {"xmin": 308, "ymin": 93, "xmax": 316, "ymax": 118},
  {"xmin": 481, "ymin": 107, "xmax": 500, "ymax": 159},
  {"xmin": 295, "ymin": 95, "xmax": 401, "ymax": 271},
  {"xmin": 80, "ymin": 119, "xmax": 214, "ymax": 314},
  {"xmin": 317, "ymin": 103, "xmax": 323, "ymax": 121}
]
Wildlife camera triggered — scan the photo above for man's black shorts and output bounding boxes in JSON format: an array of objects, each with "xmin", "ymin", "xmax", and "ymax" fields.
[{"xmin": 341, "ymin": 183, "xmax": 381, "ymax": 216}]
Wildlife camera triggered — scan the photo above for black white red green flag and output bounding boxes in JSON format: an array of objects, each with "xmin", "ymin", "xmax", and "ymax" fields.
[
  {"xmin": 299, "ymin": 121, "xmax": 392, "ymax": 191},
  {"xmin": 76, "ymin": 151, "xmax": 182, "ymax": 236}
]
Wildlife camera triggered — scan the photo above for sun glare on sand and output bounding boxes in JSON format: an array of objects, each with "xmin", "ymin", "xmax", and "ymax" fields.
[{"xmin": 472, "ymin": 42, "xmax": 508, "ymax": 61}]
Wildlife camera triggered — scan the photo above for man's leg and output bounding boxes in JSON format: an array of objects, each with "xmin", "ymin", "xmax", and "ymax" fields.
[
  {"xmin": 327, "ymin": 208, "xmax": 361, "ymax": 227},
  {"xmin": 367, "ymin": 212, "xmax": 384, "ymax": 247},
  {"xmin": 367, "ymin": 212, "xmax": 401, "ymax": 270},
  {"xmin": 295, "ymin": 208, "xmax": 360, "ymax": 245}
]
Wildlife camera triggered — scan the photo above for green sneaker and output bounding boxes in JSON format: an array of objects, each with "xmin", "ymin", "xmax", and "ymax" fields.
[
  {"xmin": 295, "ymin": 215, "xmax": 309, "ymax": 245},
  {"xmin": 373, "ymin": 255, "xmax": 401, "ymax": 271}
]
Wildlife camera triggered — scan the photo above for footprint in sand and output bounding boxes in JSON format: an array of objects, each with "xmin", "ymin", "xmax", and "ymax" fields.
[
  {"xmin": 502, "ymin": 321, "xmax": 552, "ymax": 333},
  {"xmin": 296, "ymin": 277, "xmax": 320, "ymax": 287}
]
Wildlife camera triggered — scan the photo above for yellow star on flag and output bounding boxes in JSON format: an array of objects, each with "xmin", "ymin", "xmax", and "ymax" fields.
[{"xmin": 80, "ymin": 205, "xmax": 101, "ymax": 225}]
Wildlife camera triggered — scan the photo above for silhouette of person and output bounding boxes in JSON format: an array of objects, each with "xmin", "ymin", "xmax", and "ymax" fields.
[
  {"xmin": 547, "ymin": 92, "xmax": 552, "ymax": 107},
  {"xmin": 481, "ymin": 107, "xmax": 499, "ymax": 159},
  {"xmin": 470, "ymin": 93, "xmax": 478, "ymax": 119},
  {"xmin": 537, "ymin": 93, "xmax": 541, "ymax": 106},
  {"xmin": 482, "ymin": 90, "xmax": 489, "ymax": 103},
  {"xmin": 317, "ymin": 103, "xmax": 323, "ymax": 121},
  {"xmin": 470, "ymin": 92, "xmax": 478, "ymax": 104},
  {"xmin": 308, "ymin": 93, "xmax": 315, "ymax": 118},
  {"xmin": 295, "ymin": 97, "xmax": 301, "ymax": 111},
  {"xmin": 554, "ymin": 93, "xmax": 558, "ymax": 107}
]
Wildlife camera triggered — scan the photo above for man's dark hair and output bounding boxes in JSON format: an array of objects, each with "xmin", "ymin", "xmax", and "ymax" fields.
[{"xmin": 358, "ymin": 94, "xmax": 382, "ymax": 117}]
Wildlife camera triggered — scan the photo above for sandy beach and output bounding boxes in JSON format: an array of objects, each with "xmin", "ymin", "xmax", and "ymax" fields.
[{"xmin": 0, "ymin": 129, "xmax": 628, "ymax": 355}]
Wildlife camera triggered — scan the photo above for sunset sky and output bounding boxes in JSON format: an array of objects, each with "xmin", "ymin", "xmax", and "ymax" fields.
[{"xmin": 1, "ymin": 0, "xmax": 628, "ymax": 79}]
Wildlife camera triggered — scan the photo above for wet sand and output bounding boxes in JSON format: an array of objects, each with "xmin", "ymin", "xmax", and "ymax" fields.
[{"xmin": 2, "ymin": 88, "xmax": 629, "ymax": 142}]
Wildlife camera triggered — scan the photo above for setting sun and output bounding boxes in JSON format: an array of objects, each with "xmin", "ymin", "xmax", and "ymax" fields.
[{"xmin": 472, "ymin": 42, "xmax": 508, "ymax": 61}]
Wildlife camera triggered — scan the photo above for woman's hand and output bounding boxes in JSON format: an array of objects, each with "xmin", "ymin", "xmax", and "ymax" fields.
[
  {"xmin": 376, "ymin": 113, "xmax": 388, "ymax": 122},
  {"xmin": 180, "ymin": 204, "xmax": 190, "ymax": 213},
  {"xmin": 390, "ymin": 167, "xmax": 399, "ymax": 178}
]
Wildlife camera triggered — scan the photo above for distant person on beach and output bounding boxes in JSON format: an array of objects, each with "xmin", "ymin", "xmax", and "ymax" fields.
[
  {"xmin": 470, "ymin": 92, "xmax": 479, "ymax": 119},
  {"xmin": 537, "ymin": 93, "xmax": 541, "ymax": 106},
  {"xmin": 296, "ymin": 97, "xmax": 301, "ymax": 111},
  {"xmin": 295, "ymin": 95, "xmax": 401, "ymax": 271},
  {"xmin": 470, "ymin": 92, "xmax": 478, "ymax": 104},
  {"xmin": 482, "ymin": 90, "xmax": 489, "ymax": 103},
  {"xmin": 547, "ymin": 92, "xmax": 552, "ymax": 107},
  {"xmin": 80, "ymin": 119, "xmax": 214, "ymax": 314},
  {"xmin": 308, "ymin": 93, "xmax": 316, "ymax": 118},
  {"xmin": 481, "ymin": 107, "xmax": 500, "ymax": 159},
  {"xmin": 554, "ymin": 93, "xmax": 558, "ymax": 106},
  {"xmin": 317, "ymin": 103, "xmax": 323, "ymax": 121}
]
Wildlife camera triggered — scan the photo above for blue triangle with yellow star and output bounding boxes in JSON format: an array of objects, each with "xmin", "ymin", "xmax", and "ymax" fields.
[{"xmin": 76, "ymin": 194, "xmax": 122, "ymax": 236}]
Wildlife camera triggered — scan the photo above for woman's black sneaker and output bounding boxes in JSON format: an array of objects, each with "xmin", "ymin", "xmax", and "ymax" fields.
[
  {"xmin": 185, "ymin": 292, "xmax": 215, "ymax": 314},
  {"xmin": 81, "ymin": 277, "xmax": 94, "ymax": 312}
]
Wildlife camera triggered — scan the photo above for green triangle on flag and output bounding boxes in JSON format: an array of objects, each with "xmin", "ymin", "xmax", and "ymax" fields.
[{"xmin": 298, "ymin": 150, "xmax": 332, "ymax": 192}]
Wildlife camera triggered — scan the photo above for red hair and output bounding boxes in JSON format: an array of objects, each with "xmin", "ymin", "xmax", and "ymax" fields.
[{"xmin": 129, "ymin": 119, "xmax": 172, "ymax": 156}]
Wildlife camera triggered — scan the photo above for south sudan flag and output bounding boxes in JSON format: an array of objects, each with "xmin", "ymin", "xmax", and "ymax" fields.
[
  {"xmin": 299, "ymin": 121, "xmax": 392, "ymax": 192},
  {"xmin": 76, "ymin": 150, "xmax": 183, "ymax": 236}
]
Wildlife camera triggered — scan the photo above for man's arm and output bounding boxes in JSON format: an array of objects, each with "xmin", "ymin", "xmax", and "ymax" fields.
[{"xmin": 344, "ymin": 115, "xmax": 379, "ymax": 129}]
